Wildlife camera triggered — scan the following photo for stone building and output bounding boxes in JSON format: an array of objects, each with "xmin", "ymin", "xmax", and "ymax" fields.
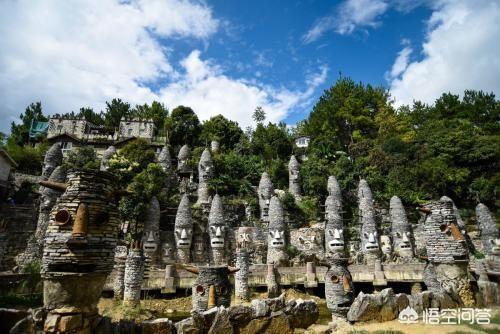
[
  {"xmin": 288, "ymin": 155, "xmax": 301, "ymax": 199},
  {"xmin": 267, "ymin": 196, "xmax": 288, "ymax": 265},
  {"xmin": 0, "ymin": 148, "xmax": 17, "ymax": 199},
  {"xmin": 197, "ymin": 148, "xmax": 214, "ymax": 204},
  {"xmin": 174, "ymin": 194, "xmax": 193, "ymax": 263},
  {"xmin": 258, "ymin": 172, "xmax": 274, "ymax": 222}
]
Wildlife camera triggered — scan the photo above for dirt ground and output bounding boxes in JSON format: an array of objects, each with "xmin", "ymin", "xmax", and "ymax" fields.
[{"xmin": 98, "ymin": 290, "xmax": 500, "ymax": 334}]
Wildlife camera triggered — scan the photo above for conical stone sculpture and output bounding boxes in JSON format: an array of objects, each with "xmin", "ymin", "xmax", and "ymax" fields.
[
  {"xmin": 208, "ymin": 194, "xmax": 227, "ymax": 265},
  {"xmin": 267, "ymin": 196, "xmax": 288, "ymax": 265},
  {"xmin": 258, "ymin": 172, "xmax": 274, "ymax": 222},
  {"xmin": 175, "ymin": 194, "xmax": 193, "ymax": 263}
]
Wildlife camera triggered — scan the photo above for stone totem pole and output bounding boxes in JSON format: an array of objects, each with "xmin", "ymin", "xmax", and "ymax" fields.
[
  {"xmin": 420, "ymin": 198, "xmax": 474, "ymax": 306},
  {"xmin": 41, "ymin": 143, "xmax": 63, "ymax": 179},
  {"xmin": 235, "ymin": 247, "xmax": 250, "ymax": 302},
  {"xmin": 182, "ymin": 265, "xmax": 239, "ymax": 312},
  {"xmin": 288, "ymin": 155, "xmax": 301, "ymax": 200},
  {"xmin": 267, "ymin": 196, "xmax": 288, "ymax": 265},
  {"xmin": 141, "ymin": 196, "xmax": 161, "ymax": 268},
  {"xmin": 40, "ymin": 170, "xmax": 121, "ymax": 332},
  {"xmin": 208, "ymin": 194, "xmax": 227, "ymax": 265},
  {"xmin": 100, "ymin": 145, "xmax": 116, "ymax": 171},
  {"xmin": 475, "ymin": 203, "xmax": 499, "ymax": 260},
  {"xmin": 177, "ymin": 144, "xmax": 192, "ymax": 194},
  {"xmin": 123, "ymin": 243, "xmax": 145, "ymax": 306},
  {"xmin": 258, "ymin": 172, "xmax": 274, "ymax": 222},
  {"xmin": 323, "ymin": 177, "xmax": 355, "ymax": 321},
  {"xmin": 197, "ymin": 148, "xmax": 214, "ymax": 205},
  {"xmin": 112, "ymin": 245, "xmax": 128, "ymax": 300},
  {"xmin": 158, "ymin": 145, "xmax": 176, "ymax": 189},
  {"xmin": 174, "ymin": 194, "xmax": 193, "ymax": 263},
  {"xmin": 358, "ymin": 179, "xmax": 380, "ymax": 265},
  {"xmin": 389, "ymin": 196, "xmax": 414, "ymax": 262},
  {"xmin": 325, "ymin": 176, "xmax": 344, "ymax": 259},
  {"xmin": 17, "ymin": 165, "xmax": 66, "ymax": 267}
]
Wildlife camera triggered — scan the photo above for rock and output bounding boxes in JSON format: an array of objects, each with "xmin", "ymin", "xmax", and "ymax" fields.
[
  {"xmin": 228, "ymin": 305, "xmax": 253, "ymax": 325},
  {"xmin": 43, "ymin": 313, "xmax": 59, "ymax": 332},
  {"xmin": 208, "ymin": 308, "xmax": 233, "ymax": 334},
  {"xmin": 395, "ymin": 293, "xmax": 409, "ymax": 313},
  {"xmin": 251, "ymin": 299, "xmax": 269, "ymax": 317},
  {"xmin": 408, "ymin": 291, "xmax": 433, "ymax": 315},
  {"xmin": 142, "ymin": 318, "xmax": 174, "ymax": 334},
  {"xmin": 30, "ymin": 307, "xmax": 45, "ymax": 324},
  {"xmin": 175, "ymin": 317, "xmax": 200, "ymax": 334},
  {"xmin": 264, "ymin": 312, "xmax": 293, "ymax": 334},
  {"xmin": 58, "ymin": 314, "xmax": 82, "ymax": 332},
  {"xmin": 0, "ymin": 308, "xmax": 29, "ymax": 333},
  {"xmin": 284, "ymin": 299, "xmax": 319, "ymax": 329},
  {"xmin": 264, "ymin": 293, "xmax": 286, "ymax": 312},
  {"xmin": 9, "ymin": 316, "xmax": 35, "ymax": 334},
  {"xmin": 239, "ymin": 317, "xmax": 270, "ymax": 334},
  {"xmin": 347, "ymin": 288, "xmax": 399, "ymax": 322}
]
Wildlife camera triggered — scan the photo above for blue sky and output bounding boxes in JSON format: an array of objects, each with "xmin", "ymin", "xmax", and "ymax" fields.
[{"xmin": 1, "ymin": 0, "xmax": 499, "ymax": 133}]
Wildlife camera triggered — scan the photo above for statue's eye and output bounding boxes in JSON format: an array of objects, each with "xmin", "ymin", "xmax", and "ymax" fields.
[
  {"xmin": 55, "ymin": 209, "xmax": 71, "ymax": 225},
  {"xmin": 330, "ymin": 275, "xmax": 339, "ymax": 283},
  {"xmin": 196, "ymin": 285, "xmax": 205, "ymax": 296}
]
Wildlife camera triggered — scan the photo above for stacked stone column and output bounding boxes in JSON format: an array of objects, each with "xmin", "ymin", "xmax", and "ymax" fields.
[
  {"xmin": 389, "ymin": 196, "xmax": 414, "ymax": 262},
  {"xmin": 267, "ymin": 196, "xmax": 288, "ymax": 265},
  {"xmin": 123, "ymin": 246, "xmax": 145, "ymax": 307},
  {"xmin": 112, "ymin": 245, "xmax": 128, "ymax": 300},
  {"xmin": 175, "ymin": 194, "xmax": 193, "ymax": 264},
  {"xmin": 235, "ymin": 249, "xmax": 250, "ymax": 302},
  {"xmin": 266, "ymin": 263, "xmax": 280, "ymax": 298},
  {"xmin": 208, "ymin": 194, "xmax": 227, "ymax": 265},
  {"xmin": 197, "ymin": 148, "xmax": 214, "ymax": 205},
  {"xmin": 288, "ymin": 155, "xmax": 301, "ymax": 200},
  {"xmin": 141, "ymin": 196, "xmax": 161, "ymax": 269},
  {"xmin": 258, "ymin": 172, "xmax": 274, "ymax": 222},
  {"xmin": 358, "ymin": 179, "xmax": 380, "ymax": 265}
]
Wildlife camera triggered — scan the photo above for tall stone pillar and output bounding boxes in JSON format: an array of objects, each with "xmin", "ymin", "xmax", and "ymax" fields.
[
  {"xmin": 177, "ymin": 144, "xmax": 192, "ymax": 194},
  {"xmin": 175, "ymin": 194, "xmax": 193, "ymax": 264},
  {"xmin": 112, "ymin": 246, "xmax": 128, "ymax": 300},
  {"xmin": 258, "ymin": 172, "xmax": 274, "ymax": 222},
  {"xmin": 288, "ymin": 155, "xmax": 301, "ymax": 200},
  {"xmin": 325, "ymin": 259, "xmax": 354, "ymax": 319},
  {"xmin": 189, "ymin": 265, "xmax": 237, "ymax": 312},
  {"xmin": 389, "ymin": 196, "xmax": 414, "ymax": 262},
  {"xmin": 358, "ymin": 179, "xmax": 380, "ymax": 265},
  {"xmin": 123, "ymin": 246, "xmax": 145, "ymax": 307},
  {"xmin": 267, "ymin": 196, "xmax": 288, "ymax": 265},
  {"xmin": 208, "ymin": 194, "xmax": 227, "ymax": 265},
  {"xmin": 235, "ymin": 249, "xmax": 250, "ymax": 302},
  {"xmin": 197, "ymin": 148, "xmax": 214, "ymax": 204},
  {"xmin": 266, "ymin": 263, "xmax": 280, "ymax": 298},
  {"xmin": 41, "ymin": 143, "xmax": 63, "ymax": 179},
  {"xmin": 141, "ymin": 196, "xmax": 161, "ymax": 268}
]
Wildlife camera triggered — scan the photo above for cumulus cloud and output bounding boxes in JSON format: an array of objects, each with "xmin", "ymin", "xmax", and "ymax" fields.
[
  {"xmin": 0, "ymin": 0, "xmax": 326, "ymax": 133},
  {"xmin": 303, "ymin": 0, "xmax": 388, "ymax": 43},
  {"xmin": 389, "ymin": 0, "xmax": 500, "ymax": 106},
  {"xmin": 385, "ymin": 40, "xmax": 412, "ymax": 80},
  {"xmin": 159, "ymin": 51, "xmax": 328, "ymax": 127}
]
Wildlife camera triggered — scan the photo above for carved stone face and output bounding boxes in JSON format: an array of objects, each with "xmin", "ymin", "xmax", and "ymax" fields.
[
  {"xmin": 175, "ymin": 227, "xmax": 192, "ymax": 249},
  {"xmin": 394, "ymin": 231, "xmax": 413, "ymax": 257},
  {"xmin": 268, "ymin": 230, "xmax": 285, "ymax": 249},
  {"xmin": 192, "ymin": 266, "xmax": 232, "ymax": 312},
  {"xmin": 363, "ymin": 231, "xmax": 379, "ymax": 253},
  {"xmin": 209, "ymin": 225, "xmax": 226, "ymax": 249},
  {"xmin": 237, "ymin": 227, "xmax": 253, "ymax": 249},
  {"xmin": 326, "ymin": 228, "xmax": 345, "ymax": 253},
  {"xmin": 143, "ymin": 230, "xmax": 159, "ymax": 254},
  {"xmin": 487, "ymin": 238, "xmax": 500, "ymax": 256},
  {"xmin": 161, "ymin": 242, "xmax": 174, "ymax": 262},
  {"xmin": 380, "ymin": 235, "xmax": 392, "ymax": 255}
]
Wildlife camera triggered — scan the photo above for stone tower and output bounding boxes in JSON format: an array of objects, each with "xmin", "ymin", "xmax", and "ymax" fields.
[
  {"xmin": 325, "ymin": 176, "xmax": 344, "ymax": 259},
  {"xmin": 141, "ymin": 196, "xmax": 161, "ymax": 267},
  {"xmin": 358, "ymin": 179, "xmax": 379, "ymax": 264},
  {"xmin": 288, "ymin": 155, "xmax": 301, "ymax": 199},
  {"xmin": 208, "ymin": 194, "xmax": 227, "ymax": 265},
  {"xmin": 175, "ymin": 194, "xmax": 193, "ymax": 263},
  {"xmin": 197, "ymin": 148, "xmax": 214, "ymax": 204},
  {"xmin": 476, "ymin": 203, "xmax": 499, "ymax": 258},
  {"xmin": 258, "ymin": 172, "xmax": 274, "ymax": 222},
  {"xmin": 267, "ymin": 196, "xmax": 288, "ymax": 265},
  {"xmin": 389, "ymin": 196, "xmax": 414, "ymax": 262}
]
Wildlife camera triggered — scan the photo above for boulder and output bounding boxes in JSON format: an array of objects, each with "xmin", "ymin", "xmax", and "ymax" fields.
[
  {"xmin": 208, "ymin": 308, "xmax": 233, "ymax": 334},
  {"xmin": 284, "ymin": 299, "xmax": 319, "ymax": 329},
  {"xmin": 142, "ymin": 318, "xmax": 174, "ymax": 334},
  {"xmin": 228, "ymin": 305, "xmax": 253, "ymax": 325},
  {"xmin": 347, "ymin": 288, "xmax": 399, "ymax": 322}
]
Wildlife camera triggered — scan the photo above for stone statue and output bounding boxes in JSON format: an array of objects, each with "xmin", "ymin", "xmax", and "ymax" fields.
[
  {"xmin": 288, "ymin": 155, "xmax": 301, "ymax": 200},
  {"xmin": 258, "ymin": 172, "xmax": 274, "ymax": 222},
  {"xmin": 267, "ymin": 196, "xmax": 288, "ymax": 265},
  {"xmin": 174, "ymin": 194, "xmax": 193, "ymax": 263},
  {"xmin": 358, "ymin": 179, "xmax": 379, "ymax": 264},
  {"xmin": 100, "ymin": 145, "xmax": 116, "ymax": 171},
  {"xmin": 208, "ymin": 194, "xmax": 227, "ymax": 265},
  {"xmin": 389, "ymin": 196, "xmax": 414, "ymax": 262},
  {"xmin": 197, "ymin": 148, "xmax": 214, "ymax": 204}
]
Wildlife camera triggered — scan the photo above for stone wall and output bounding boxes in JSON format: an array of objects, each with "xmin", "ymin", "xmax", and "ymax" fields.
[{"xmin": 0, "ymin": 203, "xmax": 38, "ymax": 271}]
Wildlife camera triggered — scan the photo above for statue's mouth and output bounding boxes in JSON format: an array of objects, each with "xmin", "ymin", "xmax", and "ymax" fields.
[{"xmin": 210, "ymin": 239, "xmax": 224, "ymax": 248}]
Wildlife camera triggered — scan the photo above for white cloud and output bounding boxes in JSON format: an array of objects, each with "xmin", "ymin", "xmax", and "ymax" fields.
[
  {"xmin": 159, "ymin": 51, "xmax": 328, "ymax": 127},
  {"xmin": 385, "ymin": 41, "xmax": 412, "ymax": 80},
  {"xmin": 303, "ymin": 0, "xmax": 388, "ymax": 43},
  {"xmin": 389, "ymin": 0, "xmax": 500, "ymax": 106},
  {"xmin": 0, "ymin": 0, "xmax": 325, "ymax": 133},
  {"xmin": 0, "ymin": 0, "xmax": 217, "ymax": 131}
]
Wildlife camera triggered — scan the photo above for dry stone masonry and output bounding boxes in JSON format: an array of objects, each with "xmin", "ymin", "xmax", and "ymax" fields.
[
  {"xmin": 258, "ymin": 172, "xmax": 274, "ymax": 222},
  {"xmin": 197, "ymin": 148, "xmax": 214, "ymax": 204},
  {"xmin": 208, "ymin": 194, "xmax": 227, "ymax": 265},
  {"xmin": 142, "ymin": 196, "xmax": 161, "ymax": 268},
  {"xmin": 358, "ymin": 179, "xmax": 380, "ymax": 264},
  {"xmin": 389, "ymin": 196, "xmax": 414, "ymax": 262},
  {"xmin": 288, "ymin": 155, "xmax": 301, "ymax": 200},
  {"xmin": 267, "ymin": 196, "xmax": 288, "ymax": 265},
  {"xmin": 41, "ymin": 143, "xmax": 63, "ymax": 180},
  {"xmin": 123, "ymin": 245, "xmax": 145, "ymax": 306},
  {"xmin": 174, "ymin": 194, "xmax": 193, "ymax": 263}
]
